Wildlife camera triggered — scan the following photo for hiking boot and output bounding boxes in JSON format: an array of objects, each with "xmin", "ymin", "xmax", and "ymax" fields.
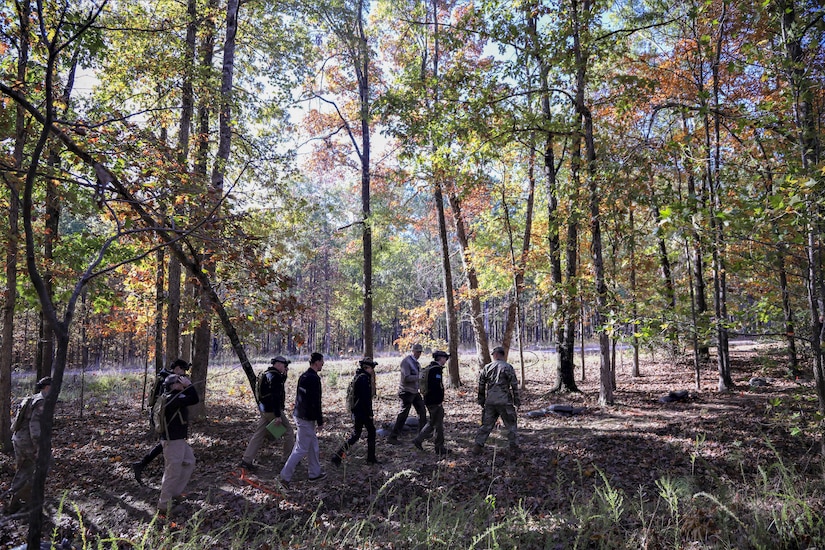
[
  {"xmin": 238, "ymin": 460, "xmax": 256, "ymax": 472},
  {"xmin": 308, "ymin": 472, "xmax": 327, "ymax": 482},
  {"xmin": 471, "ymin": 444, "xmax": 484, "ymax": 455},
  {"xmin": 131, "ymin": 462, "xmax": 145, "ymax": 485},
  {"xmin": 413, "ymin": 440, "xmax": 424, "ymax": 451},
  {"xmin": 331, "ymin": 454, "xmax": 342, "ymax": 467},
  {"xmin": 387, "ymin": 436, "xmax": 401, "ymax": 445}
]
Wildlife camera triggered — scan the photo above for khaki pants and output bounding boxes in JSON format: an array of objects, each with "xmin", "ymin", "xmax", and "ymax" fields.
[
  {"xmin": 242, "ymin": 410, "xmax": 295, "ymax": 465},
  {"xmin": 159, "ymin": 439, "xmax": 195, "ymax": 509}
]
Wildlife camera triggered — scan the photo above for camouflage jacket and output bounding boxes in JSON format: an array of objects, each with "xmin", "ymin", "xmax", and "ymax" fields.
[
  {"xmin": 477, "ymin": 360, "xmax": 520, "ymax": 407},
  {"xmin": 12, "ymin": 393, "xmax": 46, "ymax": 453}
]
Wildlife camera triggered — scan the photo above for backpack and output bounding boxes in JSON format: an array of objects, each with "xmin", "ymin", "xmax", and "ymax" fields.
[
  {"xmin": 419, "ymin": 363, "xmax": 431, "ymax": 398},
  {"xmin": 11, "ymin": 396, "xmax": 33, "ymax": 433},
  {"xmin": 346, "ymin": 373, "xmax": 358, "ymax": 412},
  {"xmin": 255, "ymin": 370, "xmax": 272, "ymax": 403},
  {"xmin": 152, "ymin": 393, "xmax": 169, "ymax": 435}
]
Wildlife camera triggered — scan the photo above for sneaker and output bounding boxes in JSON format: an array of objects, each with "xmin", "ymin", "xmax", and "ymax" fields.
[
  {"xmin": 308, "ymin": 472, "xmax": 327, "ymax": 482},
  {"xmin": 238, "ymin": 460, "xmax": 256, "ymax": 472},
  {"xmin": 413, "ymin": 440, "xmax": 424, "ymax": 451},
  {"xmin": 131, "ymin": 462, "xmax": 145, "ymax": 485},
  {"xmin": 331, "ymin": 455, "xmax": 342, "ymax": 467}
]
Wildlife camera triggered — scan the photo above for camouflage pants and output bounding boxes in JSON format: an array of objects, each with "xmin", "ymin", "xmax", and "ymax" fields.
[
  {"xmin": 8, "ymin": 440, "xmax": 37, "ymax": 510},
  {"xmin": 474, "ymin": 403, "xmax": 518, "ymax": 448}
]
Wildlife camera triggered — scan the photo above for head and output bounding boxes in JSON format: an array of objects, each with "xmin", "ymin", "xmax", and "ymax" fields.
[
  {"xmin": 170, "ymin": 359, "xmax": 191, "ymax": 375},
  {"xmin": 492, "ymin": 346, "xmax": 506, "ymax": 360},
  {"xmin": 411, "ymin": 343, "xmax": 423, "ymax": 359},
  {"xmin": 164, "ymin": 374, "xmax": 185, "ymax": 392},
  {"xmin": 36, "ymin": 377, "xmax": 52, "ymax": 395},
  {"xmin": 432, "ymin": 350, "xmax": 450, "ymax": 365},
  {"xmin": 271, "ymin": 355, "xmax": 291, "ymax": 373},
  {"xmin": 359, "ymin": 356, "xmax": 378, "ymax": 372},
  {"xmin": 309, "ymin": 352, "xmax": 324, "ymax": 372}
]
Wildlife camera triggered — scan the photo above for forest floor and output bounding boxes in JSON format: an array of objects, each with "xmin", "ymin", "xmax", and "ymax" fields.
[{"xmin": 0, "ymin": 341, "xmax": 822, "ymax": 548}]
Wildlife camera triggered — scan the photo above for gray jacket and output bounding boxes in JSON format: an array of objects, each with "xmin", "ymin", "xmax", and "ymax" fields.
[{"xmin": 398, "ymin": 354, "xmax": 421, "ymax": 394}]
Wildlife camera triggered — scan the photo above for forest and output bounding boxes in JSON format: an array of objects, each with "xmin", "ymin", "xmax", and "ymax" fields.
[{"xmin": 0, "ymin": 0, "xmax": 823, "ymax": 547}]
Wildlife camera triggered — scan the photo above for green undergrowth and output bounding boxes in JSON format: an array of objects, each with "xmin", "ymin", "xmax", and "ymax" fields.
[{"xmin": 46, "ymin": 454, "xmax": 825, "ymax": 550}]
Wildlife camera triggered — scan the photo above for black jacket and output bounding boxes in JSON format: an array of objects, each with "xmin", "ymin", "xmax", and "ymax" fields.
[
  {"xmin": 294, "ymin": 368, "xmax": 323, "ymax": 426},
  {"xmin": 259, "ymin": 368, "xmax": 287, "ymax": 415},
  {"xmin": 351, "ymin": 368, "xmax": 374, "ymax": 420},
  {"xmin": 422, "ymin": 361, "xmax": 444, "ymax": 406},
  {"xmin": 161, "ymin": 384, "xmax": 200, "ymax": 441}
]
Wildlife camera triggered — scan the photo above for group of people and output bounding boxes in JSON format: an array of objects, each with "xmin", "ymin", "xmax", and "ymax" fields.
[{"xmin": 5, "ymin": 343, "xmax": 521, "ymax": 517}]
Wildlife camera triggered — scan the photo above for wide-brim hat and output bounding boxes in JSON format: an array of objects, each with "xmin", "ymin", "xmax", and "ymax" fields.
[
  {"xmin": 433, "ymin": 350, "xmax": 450, "ymax": 359},
  {"xmin": 272, "ymin": 355, "xmax": 291, "ymax": 365},
  {"xmin": 359, "ymin": 356, "xmax": 378, "ymax": 367}
]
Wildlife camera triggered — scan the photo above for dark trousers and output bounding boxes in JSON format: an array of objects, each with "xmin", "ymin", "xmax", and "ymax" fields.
[
  {"xmin": 391, "ymin": 391, "xmax": 427, "ymax": 438},
  {"xmin": 414, "ymin": 403, "xmax": 445, "ymax": 450},
  {"xmin": 336, "ymin": 416, "xmax": 376, "ymax": 461},
  {"xmin": 139, "ymin": 442, "xmax": 163, "ymax": 467}
]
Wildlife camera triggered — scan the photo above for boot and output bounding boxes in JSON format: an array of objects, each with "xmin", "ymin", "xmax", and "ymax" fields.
[
  {"xmin": 471, "ymin": 444, "xmax": 484, "ymax": 455},
  {"xmin": 131, "ymin": 461, "xmax": 145, "ymax": 485}
]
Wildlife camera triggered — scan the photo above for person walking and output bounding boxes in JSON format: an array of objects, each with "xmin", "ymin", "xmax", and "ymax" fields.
[
  {"xmin": 157, "ymin": 373, "xmax": 200, "ymax": 515},
  {"xmin": 240, "ymin": 356, "xmax": 295, "ymax": 471},
  {"xmin": 472, "ymin": 346, "xmax": 521, "ymax": 455},
  {"xmin": 5, "ymin": 377, "xmax": 51, "ymax": 515},
  {"xmin": 280, "ymin": 352, "xmax": 327, "ymax": 485},
  {"xmin": 387, "ymin": 343, "xmax": 427, "ymax": 444},
  {"xmin": 331, "ymin": 357, "xmax": 380, "ymax": 466},
  {"xmin": 413, "ymin": 350, "xmax": 450, "ymax": 456},
  {"xmin": 132, "ymin": 359, "xmax": 190, "ymax": 484}
]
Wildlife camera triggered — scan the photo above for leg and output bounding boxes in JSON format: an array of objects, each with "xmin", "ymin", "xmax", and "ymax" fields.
[
  {"xmin": 414, "ymin": 404, "xmax": 436, "ymax": 446},
  {"xmin": 280, "ymin": 411, "xmax": 295, "ymax": 458},
  {"xmin": 500, "ymin": 404, "xmax": 519, "ymax": 449},
  {"xmin": 390, "ymin": 392, "xmax": 414, "ymax": 439},
  {"xmin": 171, "ymin": 442, "xmax": 196, "ymax": 498},
  {"xmin": 306, "ymin": 424, "xmax": 323, "ymax": 479},
  {"xmin": 280, "ymin": 416, "xmax": 311, "ymax": 482},
  {"xmin": 242, "ymin": 412, "xmax": 275, "ymax": 465},
  {"xmin": 159, "ymin": 439, "xmax": 185, "ymax": 510},
  {"xmin": 430, "ymin": 404, "xmax": 445, "ymax": 452},
  {"xmin": 365, "ymin": 417, "xmax": 377, "ymax": 462},
  {"xmin": 412, "ymin": 393, "xmax": 428, "ymax": 434},
  {"xmin": 143, "ymin": 442, "xmax": 164, "ymax": 466},
  {"xmin": 473, "ymin": 405, "xmax": 500, "ymax": 447},
  {"xmin": 336, "ymin": 418, "xmax": 364, "ymax": 459}
]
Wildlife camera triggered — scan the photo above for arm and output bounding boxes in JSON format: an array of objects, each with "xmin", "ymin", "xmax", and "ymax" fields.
[
  {"xmin": 508, "ymin": 365, "xmax": 521, "ymax": 407},
  {"xmin": 477, "ymin": 367, "xmax": 487, "ymax": 406}
]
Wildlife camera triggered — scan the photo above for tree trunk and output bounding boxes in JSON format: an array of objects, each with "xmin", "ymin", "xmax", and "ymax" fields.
[
  {"xmin": 0, "ymin": 0, "xmax": 28, "ymax": 450},
  {"xmin": 447, "ymin": 191, "xmax": 491, "ymax": 366},
  {"xmin": 571, "ymin": 0, "xmax": 611, "ymax": 405}
]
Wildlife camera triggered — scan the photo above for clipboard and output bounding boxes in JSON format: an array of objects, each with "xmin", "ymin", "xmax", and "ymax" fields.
[{"xmin": 266, "ymin": 419, "xmax": 287, "ymax": 439}]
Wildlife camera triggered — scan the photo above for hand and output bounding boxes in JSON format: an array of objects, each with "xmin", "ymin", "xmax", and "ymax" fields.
[{"xmin": 179, "ymin": 376, "xmax": 192, "ymax": 387}]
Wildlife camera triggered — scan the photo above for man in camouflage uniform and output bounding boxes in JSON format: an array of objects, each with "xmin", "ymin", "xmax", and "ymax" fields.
[
  {"xmin": 5, "ymin": 377, "xmax": 51, "ymax": 514},
  {"xmin": 472, "ymin": 346, "xmax": 521, "ymax": 455}
]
